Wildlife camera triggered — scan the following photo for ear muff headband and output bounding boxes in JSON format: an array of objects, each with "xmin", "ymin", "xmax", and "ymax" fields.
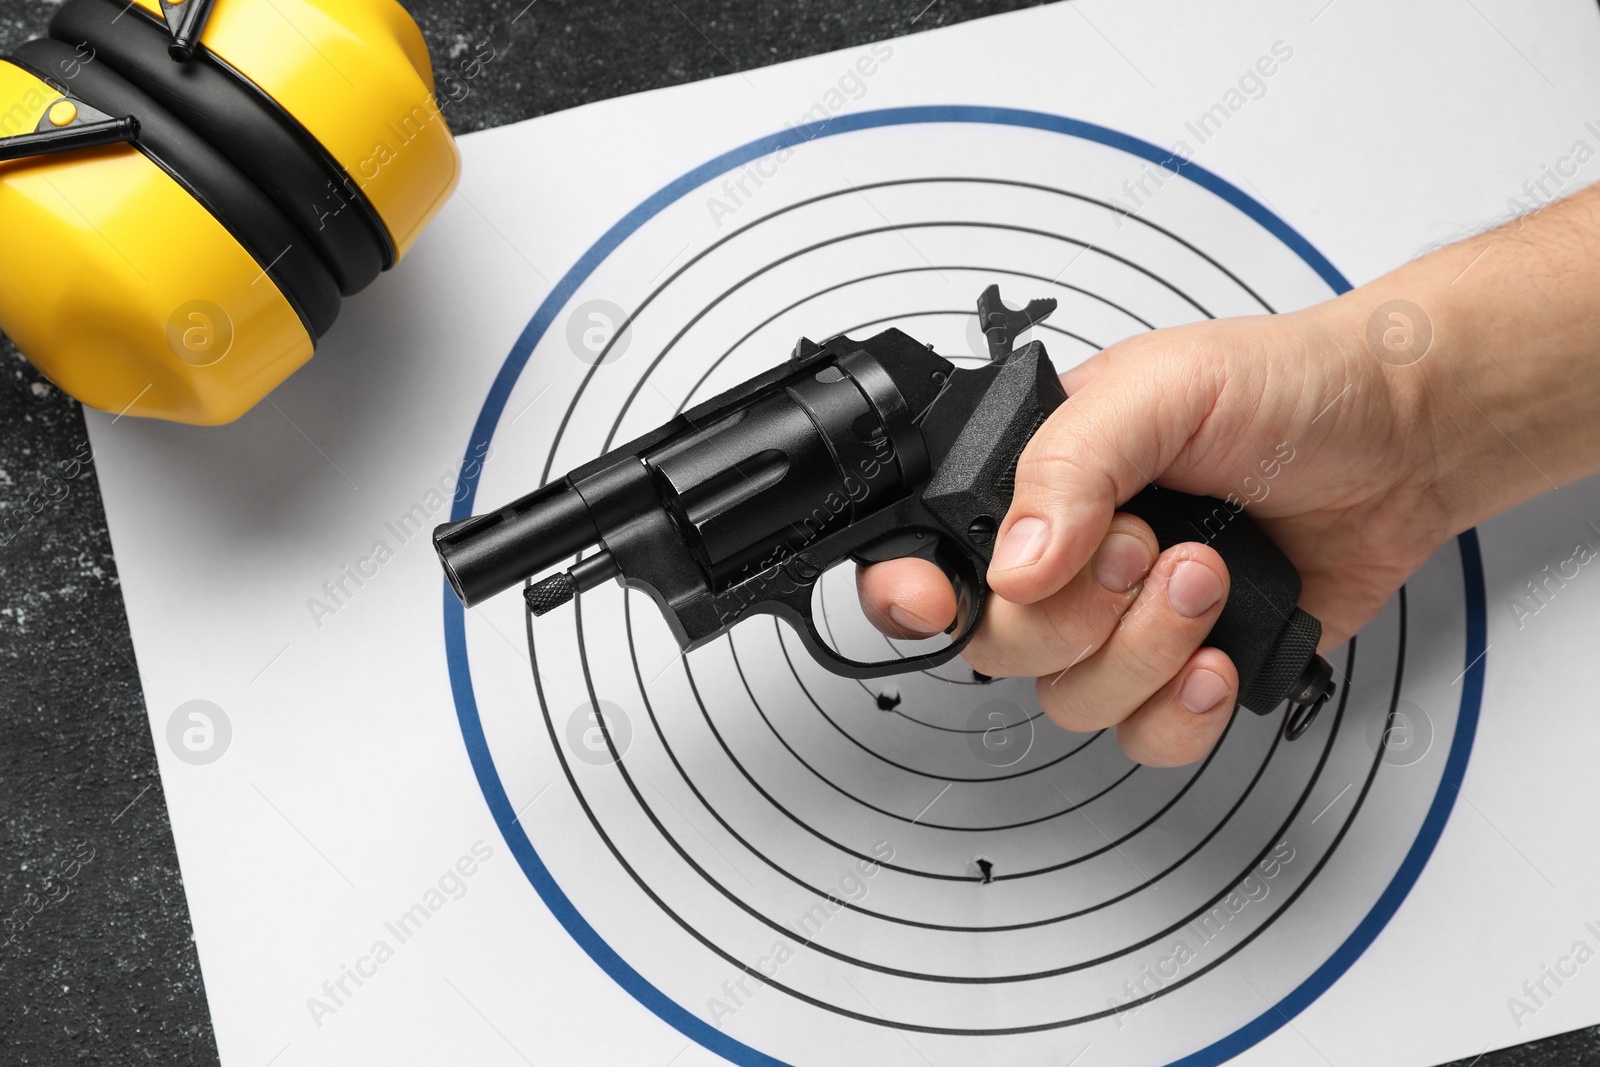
[
  {"xmin": 119, "ymin": 0, "xmax": 459, "ymax": 259},
  {"xmin": 13, "ymin": 37, "xmax": 341, "ymax": 339},
  {"xmin": 51, "ymin": 0, "xmax": 394, "ymax": 296}
]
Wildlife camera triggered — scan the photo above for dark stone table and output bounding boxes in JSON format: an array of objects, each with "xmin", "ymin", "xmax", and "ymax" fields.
[{"xmin": 0, "ymin": 0, "xmax": 1594, "ymax": 1063}]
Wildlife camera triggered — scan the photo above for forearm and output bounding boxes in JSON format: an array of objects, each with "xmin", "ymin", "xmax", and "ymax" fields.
[{"xmin": 1322, "ymin": 182, "xmax": 1600, "ymax": 533}]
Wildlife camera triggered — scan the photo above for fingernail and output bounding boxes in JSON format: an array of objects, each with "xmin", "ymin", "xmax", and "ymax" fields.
[
  {"xmin": 889, "ymin": 605, "xmax": 937, "ymax": 636},
  {"xmin": 1094, "ymin": 532, "xmax": 1151, "ymax": 592},
  {"xmin": 992, "ymin": 516, "xmax": 1049, "ymax": 571},
  {"xmin": 1167, "ymin": 560, "xmax": 1224, "ymax": 618},
  {"xmin": 1179, "ymin": 668, "xmax": 1231, "ymax": 714}
]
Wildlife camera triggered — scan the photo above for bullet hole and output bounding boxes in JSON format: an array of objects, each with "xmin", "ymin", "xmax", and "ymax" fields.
[
  {"xmin": 971, "ymin": 670, "xmax": 993, "ymax": 684},
  {"xmin": 875, "ymin": 688, "xmax": 902, "ymax": 711},
  {"xmin": 974, "ymin": 857, "xmax": 994, "ymax": 884}
]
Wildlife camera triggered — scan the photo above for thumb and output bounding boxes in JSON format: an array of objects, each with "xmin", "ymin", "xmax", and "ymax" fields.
[
  {"xmin": 988, "ymin": 343, "xmax": 1220, "ymax": 603},
  {"xmin": 1058, "ymin": 350, "xmax": 1111, "ymax": 395}
]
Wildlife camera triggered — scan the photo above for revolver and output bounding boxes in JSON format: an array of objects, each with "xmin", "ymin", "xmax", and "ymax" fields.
[{"xmin": 434, "ymin": 286, "xmax": 1337, "ymax": 739}]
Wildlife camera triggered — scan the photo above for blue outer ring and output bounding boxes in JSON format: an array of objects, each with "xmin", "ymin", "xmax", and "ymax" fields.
[{"xmin": 441, "ymin": 106, "xmax": 1486, "ymax": 1066}]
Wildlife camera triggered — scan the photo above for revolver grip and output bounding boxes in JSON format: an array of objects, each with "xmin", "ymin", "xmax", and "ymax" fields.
[{"xmin": 1119, "ymin": 485, "xmax": 1324, "ymax": 715}]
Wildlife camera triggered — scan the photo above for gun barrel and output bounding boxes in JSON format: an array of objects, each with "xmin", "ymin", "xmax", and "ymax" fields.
[{"xmin": 433, "ymin": 480, "xmax": 600, "ymax": 607}]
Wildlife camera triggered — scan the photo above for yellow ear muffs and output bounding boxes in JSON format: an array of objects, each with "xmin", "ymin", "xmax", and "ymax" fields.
[
  {"xmin": 0, "ymin": 50, "xmax": 333, "ymax": 424},
  {"xmin": 0, "ymin": 0, "xmax": 459, "ymax": 425}
]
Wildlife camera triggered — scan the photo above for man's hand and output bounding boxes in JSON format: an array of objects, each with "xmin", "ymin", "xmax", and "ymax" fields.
[
  {"xmin": 859, "ymin": 307, "xmax": 1442, "ymax": 765},
  {"xmin": 859, "ymin": 184, "xmax": 1600, "ymax": 767}
]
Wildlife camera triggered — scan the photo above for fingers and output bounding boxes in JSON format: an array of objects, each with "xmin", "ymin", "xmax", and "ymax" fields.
[
  {"xmin": 960, "ymin": 515, "xmax": 1157, "ymax": 678},
  {"xmin": 1058, "ymin": 352, "xmax": 1110, "ymax": 395},
  {"xmin": 988, "ymin": 341, "xmax": 1220, "ymax": 607},
  {"xmin": 855, "ymin": 515, "xmax": 1159, "ymax": 672},
  {"xmin": 1116, "ymin": 647, "xmax": 1238, "ymax": 767},
  {"xmin": 858, "ymin": 530, "xmax": 1237, "ymax": 767},
  {"xmin": 1034, "ymin": 542, "xmax": 1230, "ymax": 734},
  {"xmin": 855, "ymin": 556, "xmax": 956, "ymax": 638}
]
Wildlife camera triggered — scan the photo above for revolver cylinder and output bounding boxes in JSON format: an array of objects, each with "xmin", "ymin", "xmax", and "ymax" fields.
[{"xmin": 651, "ymin": 365, "xmax": 905, "ymax": 586}]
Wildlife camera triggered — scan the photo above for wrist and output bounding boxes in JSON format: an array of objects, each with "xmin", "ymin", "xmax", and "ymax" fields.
[
  {"xmin": 1325, "ymin": 223, "xmax": 1600, "ymax": 537},
  {"xmin": 1283, "ymin": 292, "xmax": 1457, "ymax": 545}
]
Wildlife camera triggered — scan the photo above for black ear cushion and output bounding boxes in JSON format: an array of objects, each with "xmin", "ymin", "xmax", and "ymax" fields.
[
  {"xmin": 49, "ymin": 0, "xmax": 393, "ymax": 296},
  {"xmin": 12, "ymin": 37, "xmax": 341, "ymax": 340}
]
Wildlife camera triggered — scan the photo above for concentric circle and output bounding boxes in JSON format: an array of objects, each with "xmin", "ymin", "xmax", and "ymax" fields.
[{"xmin": 444, "ymin": 107, "xmax": 1486, "ymax": 1066}]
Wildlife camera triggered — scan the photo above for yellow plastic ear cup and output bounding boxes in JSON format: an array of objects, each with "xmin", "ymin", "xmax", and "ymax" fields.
[
  {"xmin": 0, "ymin": 61, "xmax": 312, "ymax": 425},
  {"xmin": 0, "ymin": 0, "xmax": 459, "ymax": 425},
  {"xmin": 126, "ymin": 0, "xmax": 460, "ymax": 260},
  {"xmin": 0, "ymin": 57, "xmax": 52, "ymax": 134}
]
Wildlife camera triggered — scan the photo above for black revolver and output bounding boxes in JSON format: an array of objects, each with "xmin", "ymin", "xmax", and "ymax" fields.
[{"xmin": 434, "ymin": 286, "xmax": 1337, "ymax": 739}]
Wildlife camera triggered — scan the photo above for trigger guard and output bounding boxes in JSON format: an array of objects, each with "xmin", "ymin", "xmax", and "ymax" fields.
[{"xmin": 791, "ymin": 535, "xmax": 986, "ymax": 680}]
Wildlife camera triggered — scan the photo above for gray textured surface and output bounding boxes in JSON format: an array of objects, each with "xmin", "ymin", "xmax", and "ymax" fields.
[{"xmin": 0, "ymin": 0, "xmax": 1596, "ymax": 1064}]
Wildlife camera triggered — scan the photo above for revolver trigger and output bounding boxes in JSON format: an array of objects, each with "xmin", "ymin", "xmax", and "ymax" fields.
[{"xmin": 977, "ymin": 283, "xmax": 1058, "ymax": 362}]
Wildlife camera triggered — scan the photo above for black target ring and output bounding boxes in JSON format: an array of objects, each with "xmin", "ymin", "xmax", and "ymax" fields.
[{"xmin": 516, "ymin": 176, "xmax": 1398, "ymax": 1017}]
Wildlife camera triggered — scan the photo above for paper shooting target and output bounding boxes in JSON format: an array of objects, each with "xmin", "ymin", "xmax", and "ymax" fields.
[{"xmin": 443, "ymin": 107, "xmax": 1486, "ymax": 1067}]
